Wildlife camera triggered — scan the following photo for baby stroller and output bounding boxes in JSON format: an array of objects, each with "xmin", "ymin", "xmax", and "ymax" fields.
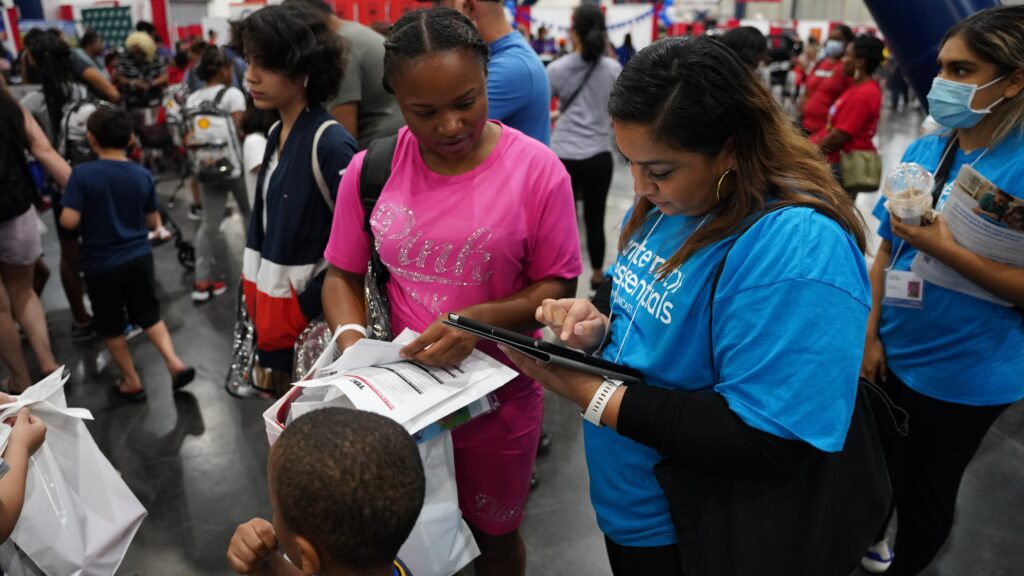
[
  {"xmin": 133, "ymin": 85, "xmax": 186, "ymax": 177},
  {"xmin": 150, "ymin": 205, "xmax": 195, "ymax": 271},
  {"xmin": 140, "ymin": 84, "xmax": 194, "ymax": 271}
]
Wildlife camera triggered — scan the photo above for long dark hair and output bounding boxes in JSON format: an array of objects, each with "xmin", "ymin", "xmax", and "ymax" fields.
[
  {"xmin": 610, "ymin": 37, "xmax": 866, "ymax": 276},
  {"xmin": 0, "ymin": 87, "xmax": 29, "ymax": 151},
  {"xmin": 26, "ymin": 33, "xmax": 76, "ymax": 139},
  {"xmin": 382, "ymin": 8, "xmax": 489, "ymax": 94},
  {"xmin": 573, "ymin": 4, "xmax": 607, "ymax": 64}
]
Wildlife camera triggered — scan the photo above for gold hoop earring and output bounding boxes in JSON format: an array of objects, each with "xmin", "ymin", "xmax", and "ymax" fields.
[{"xmin": 716, "ymin": 169, "xmax": 734, "ymax": 203}]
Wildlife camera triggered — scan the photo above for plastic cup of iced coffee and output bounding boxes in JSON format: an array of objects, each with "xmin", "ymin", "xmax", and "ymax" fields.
[{"xmin": 883, "ymin": 163, "xmax": 934, "ymax": 226}]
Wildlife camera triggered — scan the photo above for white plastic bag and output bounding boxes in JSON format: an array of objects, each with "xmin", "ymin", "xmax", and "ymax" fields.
[
  {"xmin": 0, "ymin": 369, "xmax": 147, "ymax": 576},
  {"xmin": 398, "ymin": 433, "xmax": 480, "ymax": 576},
  {"xmin": 263, "ymin": 390, "xmax": 480, "ymax": 576}
]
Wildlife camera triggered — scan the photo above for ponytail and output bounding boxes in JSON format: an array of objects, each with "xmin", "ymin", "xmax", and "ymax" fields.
[{"xmin": 573, "ymin": 4, "xmax": 607, "ymax": 63}]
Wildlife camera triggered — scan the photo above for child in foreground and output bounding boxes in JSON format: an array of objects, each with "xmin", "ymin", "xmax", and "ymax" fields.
[
  {"xmin": 227, "ymin": 408, "xmax": 424, "ymax": 576},
  {"xmin": 59, "ymin": 108, "xmax": 195, "ymax": 400}
]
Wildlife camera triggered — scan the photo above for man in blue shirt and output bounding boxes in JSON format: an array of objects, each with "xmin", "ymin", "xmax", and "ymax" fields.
[{"xmin": 434, "ymin": 0, "xmax": 551, "ymax": 145}]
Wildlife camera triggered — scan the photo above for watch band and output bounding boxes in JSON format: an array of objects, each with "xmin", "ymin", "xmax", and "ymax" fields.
[{"xmin": 582, "ymin": 379, "xmax": 622, "ymax": 427}]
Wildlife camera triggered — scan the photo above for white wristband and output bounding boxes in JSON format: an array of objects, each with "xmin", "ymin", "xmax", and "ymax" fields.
[
  {"xmin": 336, "ymin": 324, "xmax": 368, "ymax": 337},
  {"xmin": 582, "ymin": 379, "xmax": 622, "ymax": 427}
]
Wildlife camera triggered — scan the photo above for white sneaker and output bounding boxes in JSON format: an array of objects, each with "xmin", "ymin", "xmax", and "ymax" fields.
[{"xmin": 861, "ymin": 539, "xmax": 895, "ymax": 573}]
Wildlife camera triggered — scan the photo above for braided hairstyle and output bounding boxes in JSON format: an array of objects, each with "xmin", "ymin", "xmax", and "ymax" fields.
[
  {"xmin": 382, "ymin": 8, "xmax": 489, "ymax": 94},
  {"xmin": 25, "ymin": 33, "xmax": 76, "ymax": 142}
]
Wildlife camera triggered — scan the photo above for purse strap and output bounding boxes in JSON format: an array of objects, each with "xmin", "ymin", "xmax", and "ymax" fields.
[
  {"xmin": 930, "ymin": 135, "xmax": 959, "ymax": 208},
  {"xmin": 559, "ymin": 59, "xmax": 599, "ymax": 114},
  {"xmin": 707, "ymin": 209, "xmax": 781, "ymax": 382},
  {"xmin": 706, "ymin": 207, "xmax": 910, "ymax": 436}
]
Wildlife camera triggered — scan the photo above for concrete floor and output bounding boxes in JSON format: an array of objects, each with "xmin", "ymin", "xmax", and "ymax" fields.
[{"xmin": 9, "ymin": 104, "xmax": 1023, "ymax": 575}]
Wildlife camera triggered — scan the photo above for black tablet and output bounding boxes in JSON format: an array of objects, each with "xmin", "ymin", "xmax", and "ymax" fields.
[{"xmin": 443, "ymin": 314, "xmax": 644, "ymax": 385}]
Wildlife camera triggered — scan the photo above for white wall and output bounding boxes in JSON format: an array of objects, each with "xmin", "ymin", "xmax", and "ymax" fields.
[
  {"xmin": 169, "ymin": 2, "xmax": 209, "ymax": 26},
  {"xmin": 714, "ymin": 0, "xmax": 876, "ymax": 26}
]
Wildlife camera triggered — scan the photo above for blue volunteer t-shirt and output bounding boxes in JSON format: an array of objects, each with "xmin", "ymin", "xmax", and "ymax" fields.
[
  {"xmin": 587, "ymin": 206, "xmax": 870, "ymax": 547},
  {"xmin": 873, "ymin": 130, "xmax": 1024, "ymax": 406},
  {"xmin": 487, "ymin": 32, "xmax": 551, "ymax": 145},
  {"xmin": 62, "ymin": 160, "xmax": 158, "ymax": 275}
]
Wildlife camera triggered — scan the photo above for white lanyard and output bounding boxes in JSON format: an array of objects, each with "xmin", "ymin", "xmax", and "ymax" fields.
[{"xmin": 605, "ymin": 210, "xmax": 712, "ymax": 363}]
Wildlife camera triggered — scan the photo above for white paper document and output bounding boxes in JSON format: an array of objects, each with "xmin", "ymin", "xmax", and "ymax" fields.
[
  {"xmin": 296, "ymin": 329, "xmax": 518, "ymax": 434},
  {"xmin": 911, "ymin": 165, "xmax": 1024, "ymax": 306}
]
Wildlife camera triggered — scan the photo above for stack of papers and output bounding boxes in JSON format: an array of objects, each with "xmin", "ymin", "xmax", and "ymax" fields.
[{"xmin": 292, "ymin": 329, "xmax": 518, "ymax": 435}]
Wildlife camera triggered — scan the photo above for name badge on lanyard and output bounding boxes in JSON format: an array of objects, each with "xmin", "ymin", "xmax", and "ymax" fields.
[{"xmin": 884, "ymin": 270, "xmax": 925, "ymax": 309}]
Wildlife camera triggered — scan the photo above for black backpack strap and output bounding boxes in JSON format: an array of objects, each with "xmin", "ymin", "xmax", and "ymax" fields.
[
  {"xmin": 359, "ymin": 135, "xmax": 399, "ymax": 235},
  {"xmin": 213, "ymin": 85, "xmax": 230, "ymax": 107},
  {"xmin": 930, "ymin": 135, "xmax": 959, "ymax": 208}
]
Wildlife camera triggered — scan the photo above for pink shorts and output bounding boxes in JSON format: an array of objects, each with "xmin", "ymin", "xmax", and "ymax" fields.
[
  {"xmin": 0, "ymin": 208, "xmax": 42, "ymax": 266},
  {"xmin": 452, "ymin": 375, "xmax": 544, "ymax": 536}
]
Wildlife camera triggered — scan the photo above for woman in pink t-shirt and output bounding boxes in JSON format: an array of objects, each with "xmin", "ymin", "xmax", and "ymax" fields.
[{"xmin": 322, "ymin": 9, "xmax": 581, "ymax": 575}]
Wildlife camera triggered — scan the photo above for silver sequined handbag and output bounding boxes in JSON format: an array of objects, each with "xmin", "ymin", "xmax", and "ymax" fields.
[
  {"xmin": 365, "ymin": 244, "xmax": 393, "ymax": 342},
  {"xmin": 224, "ymin": 283, "xmax": 259, "ymax": 398}
]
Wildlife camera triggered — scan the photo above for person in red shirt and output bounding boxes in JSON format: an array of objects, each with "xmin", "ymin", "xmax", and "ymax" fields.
[
  {"xmin": 801, "ymin": 24, "xmax": 854, "ymax": 134},
  {"xmin": 811, "ymin": 35, "xmax": 885, "ymax": 177},
  {"xmin": 167, "ymin": 50, "xmax": 188, "ymax": 85}
]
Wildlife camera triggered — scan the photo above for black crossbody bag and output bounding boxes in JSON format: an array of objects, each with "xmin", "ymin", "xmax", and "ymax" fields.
[{"xmin": 652, "ymin": 209, "xmax": 907, "ymax": 575}]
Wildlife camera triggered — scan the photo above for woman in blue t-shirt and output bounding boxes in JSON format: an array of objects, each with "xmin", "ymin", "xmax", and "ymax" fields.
[
  {"xmin": 860, "ymin": 7, "xmax": 1024, "ymax": 575},
  {"xmin": 505, "ymin": 36, "xmax": 872, "ymax": 574}
]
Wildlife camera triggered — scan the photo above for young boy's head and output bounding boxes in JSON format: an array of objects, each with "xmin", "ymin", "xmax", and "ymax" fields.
[
  {"xmin": 86, "ymin": 107, "xmax": 134, "ymax": 152},
  {"xmin": 270, "ymin": 408, "xmax": 425, "ymax": 576}
]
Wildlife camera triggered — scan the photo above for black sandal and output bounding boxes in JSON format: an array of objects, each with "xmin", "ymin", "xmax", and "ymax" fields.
[
  {"xmin": 113, "ymin": 378, "xmax": 147, "ymax": 401},
  {"xmin": 172, "ymin": 367, "xmax": 196, "ymax": 391}
]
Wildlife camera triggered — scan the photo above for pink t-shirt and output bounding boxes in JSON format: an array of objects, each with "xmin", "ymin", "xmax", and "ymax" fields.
[{"xmin": 324, "ymin": 123, "xmax": 582, "ymax": 383}]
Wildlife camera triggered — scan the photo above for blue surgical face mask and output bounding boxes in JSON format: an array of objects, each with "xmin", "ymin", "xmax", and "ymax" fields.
[
  {"xmin": 927, "ymin": 75, "xmax": 1006, "ymax": 129},
  {"xmin": 824, "ymin": 39, "xmax": 845, "ymax": 59}
]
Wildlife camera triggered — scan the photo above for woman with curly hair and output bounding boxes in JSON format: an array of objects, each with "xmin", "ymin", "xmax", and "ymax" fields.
[{"xmin": 230, "ymin": 3, "xmax": 358, "ymax": 394}]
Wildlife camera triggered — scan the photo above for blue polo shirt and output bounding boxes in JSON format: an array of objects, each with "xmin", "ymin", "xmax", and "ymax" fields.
[
  {"xmin": 587, "ymin": 206, "xmax": 870, "ymax": 547},
  {"xmin": 487, "ymin": 32, "xmax": 551, "ymax": 145},
  {"xmin": 62, "ymin": 160, "xmax": 157, "ymax": 275},
  {"xmin": 873, "ymin": 131, "xmax": 1024, "ymax": 406}
]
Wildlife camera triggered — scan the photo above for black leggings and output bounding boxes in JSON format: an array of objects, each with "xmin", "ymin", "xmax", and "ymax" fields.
[
  {"xmin": 561, "ymin": 152, "xmax": 614, "ymax": 270},
  {"xmin": 605, "ymin": 536, "xmax": 683, "ymax": 576},
  {"xmin": 878, "ymin": 375, "xmax": 1009, "ymax": 575}
]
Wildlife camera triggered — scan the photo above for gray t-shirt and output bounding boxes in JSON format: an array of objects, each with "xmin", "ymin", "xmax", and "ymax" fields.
[
  {"xmin": 327, "ymin": 20, "xmax": 404, "ymax": 150},
  {"xmin": 547, "ymin": 54, "xmax": 621, "ymax": 161}
]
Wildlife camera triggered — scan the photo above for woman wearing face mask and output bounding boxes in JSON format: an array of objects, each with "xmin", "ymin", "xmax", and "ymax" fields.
[
  {"xmin": 322, "ymin": 9, "xmax": 581, "ymax": 574},
  {"xmin": 800, "ymin": 24, "xmax": 854, "ymax": 134},
  {"xmin": 504, "ymin": 35, "xmax": 875, "ymax": 574},
  {"xmin": 811, "ymin": 35, "xmax": 885, "ymax": 191},
  {"xmin": 860, "ymin": 6, "xmax": 1024, "ymax": 575},
  {"xmin": 230, "ymin": 4, "xmax": 358, "ymax": 395}
]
